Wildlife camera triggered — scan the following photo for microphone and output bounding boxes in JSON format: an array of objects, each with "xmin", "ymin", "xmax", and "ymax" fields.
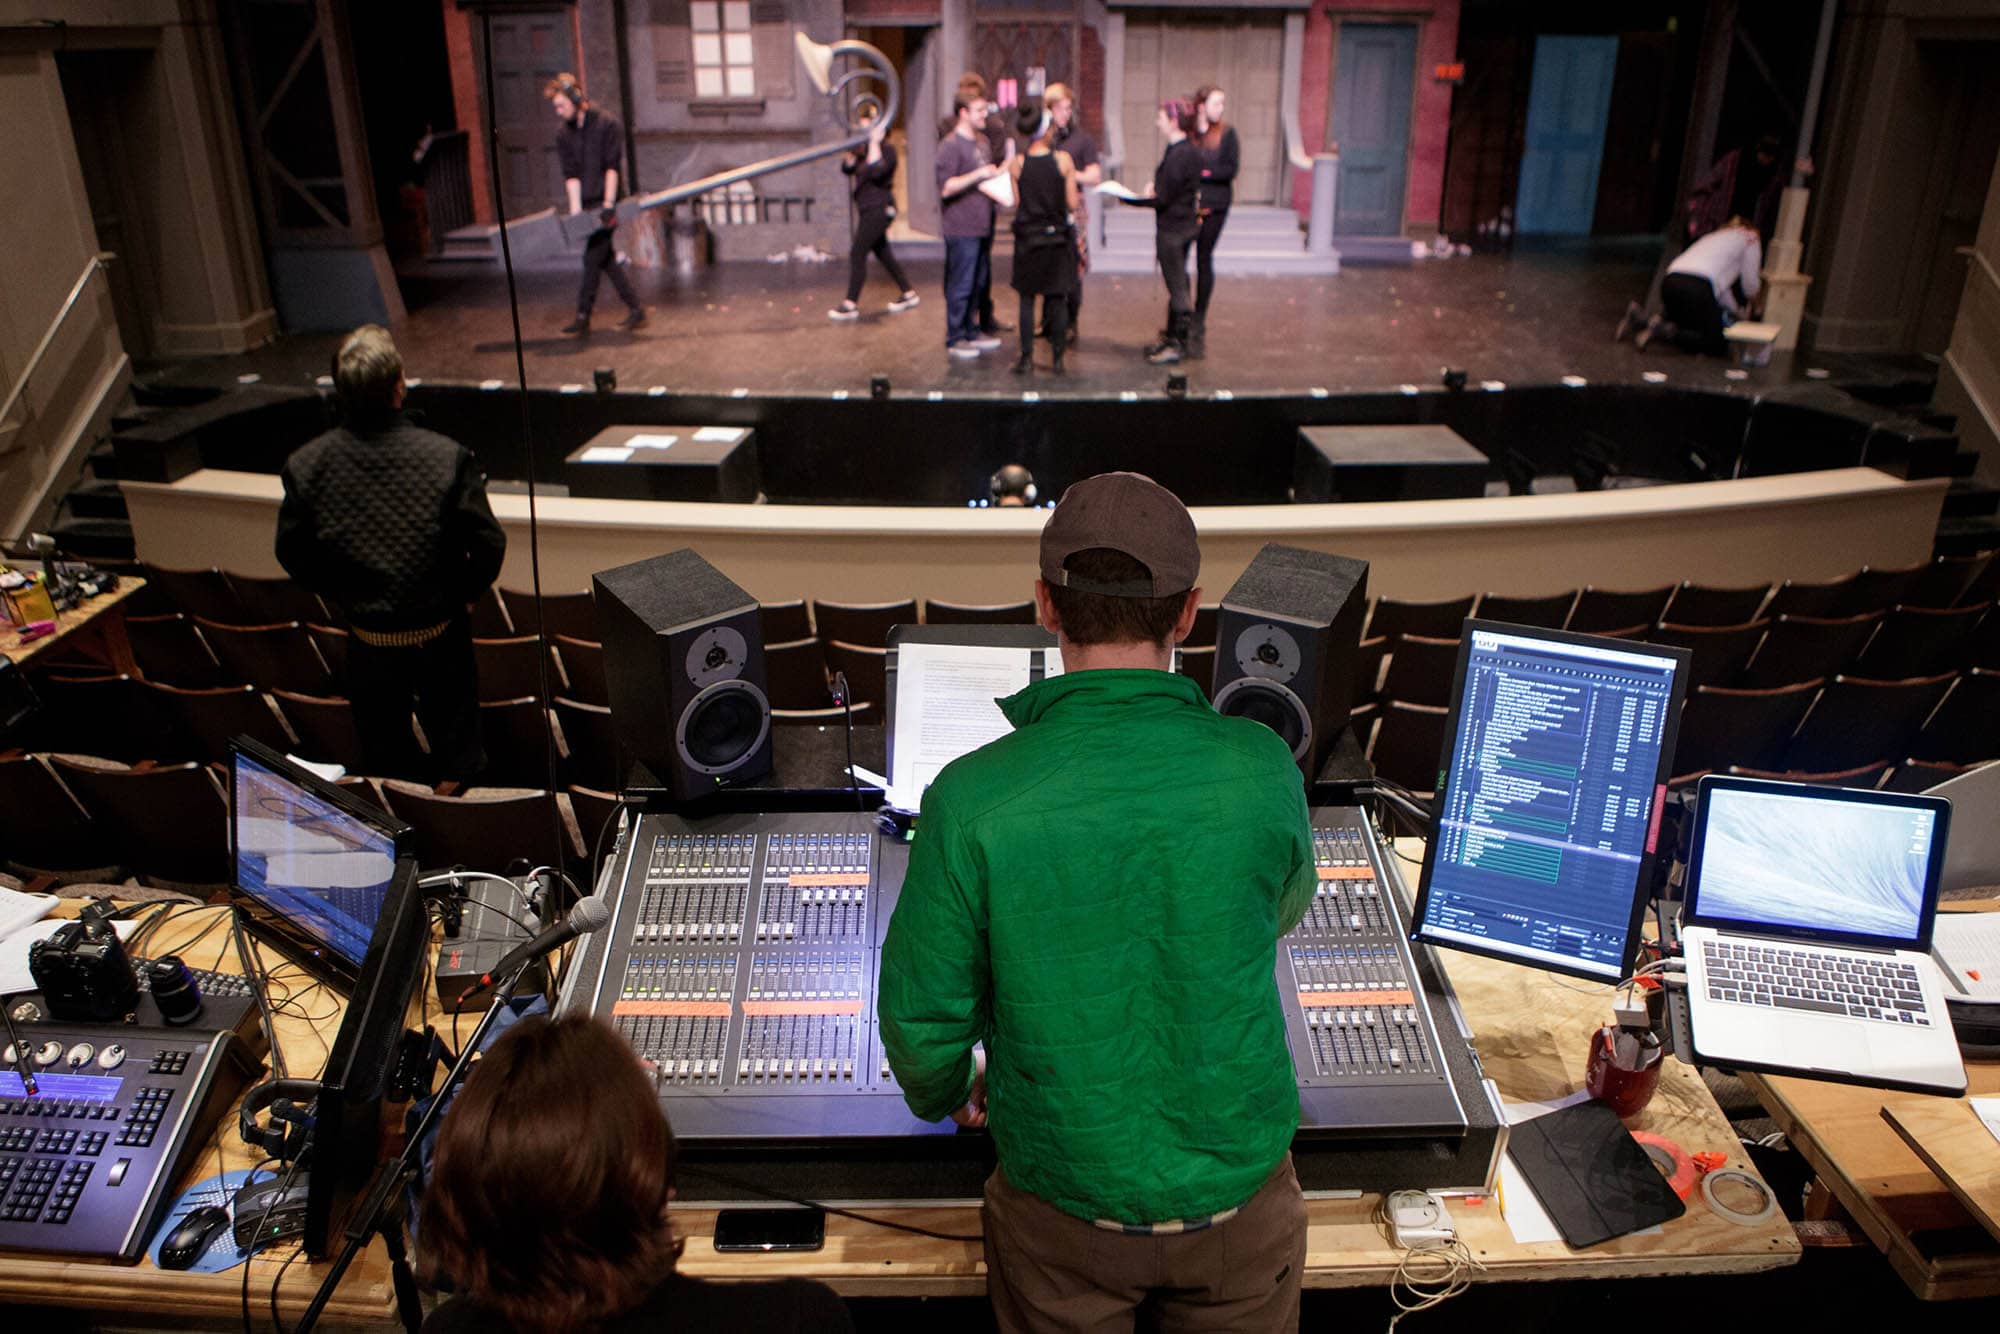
[{"xmin": 463, "ymin": 895, "xmax": 612, "ymax": 999}]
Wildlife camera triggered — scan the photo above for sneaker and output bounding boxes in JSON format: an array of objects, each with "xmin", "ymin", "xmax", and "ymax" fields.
[
  {"xmin": 1146, "ymin": 343, "xmax": 1183, "ymax": 365},
  {"xmin": 1614, "ymin": 300, "xmax": 1643, "ymax": 343},
  {"xmin": 947, "ymin": 340, "xmax": 981, "ymax": 359},
  {"xmin": 981, "ymin": 320, "xmax": 1015, "ymax": 334},
  {"xmin": 619, "ymin": 309, "xmax": 648, "ymax": 331},
  {"xmin": 970, "ymin": 334, "xmax": 1004, "ymax": 351},
  {"xmin": 829, "ymin": 302, "xmax": 860, "ymax": 321},
  {"xmin": 1635, "ymin": 314, "xmax": 1663, "ymax": 351},
  {"xmin": 561, "ymin": 316, "xmax": 590, "ymax": 336},
  {"xmin": 888, "ymin": 292, "xmax": 921, "ymax": 313}
]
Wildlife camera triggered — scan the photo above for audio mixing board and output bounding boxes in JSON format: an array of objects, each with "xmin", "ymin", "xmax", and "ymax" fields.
[{"xmin": 564, "ymin": 807, "xmax": 1502, "ymax": 1199}]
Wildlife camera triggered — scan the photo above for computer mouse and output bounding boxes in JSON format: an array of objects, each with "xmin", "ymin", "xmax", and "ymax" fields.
[{"xmin": 159, "ymin": 1204, "xmax": 233, "ymax": 1270}]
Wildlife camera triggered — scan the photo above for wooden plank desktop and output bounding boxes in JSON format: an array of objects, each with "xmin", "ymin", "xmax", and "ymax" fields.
[
  {"xmin": 1744, "ymin": 902, "xmax": 2000, "ymax": 1301},
  {"xmin": 1883, "ymin": 1102, "xmax": 2000, "ymax": 1245},
  {"xmin": 1, "ymin": 574, "xmax": 142, "ymax": 673}
]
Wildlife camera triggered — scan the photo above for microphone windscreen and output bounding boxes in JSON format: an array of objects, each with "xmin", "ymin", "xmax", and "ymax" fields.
[{"xmin": 570, "ymin": 895, "xmax": 613, "ymax": 933}]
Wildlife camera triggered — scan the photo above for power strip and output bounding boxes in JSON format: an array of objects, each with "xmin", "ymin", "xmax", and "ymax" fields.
[{"xmin": 1386, "ymin": 1190, "xmax": 1457, "ymax": 1247}]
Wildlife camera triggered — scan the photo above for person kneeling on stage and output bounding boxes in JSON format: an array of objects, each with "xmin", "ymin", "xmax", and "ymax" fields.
[
  {"xmin": 546, "ymin": 74, "xmax": 646, "ymax": 336},
  {"xmin": 1124, "ymin": 99, "xmax": 1203, "ymax": 365},
  {"xmin": 1007, "ymin": 103, "xmax": 1081, "ymax": 375},
  {"xmin": 880, "ymin": 472, "xmax": 1317, "ymax": 1334},
  {"xmin": 831, "ymin": 108, "xmax": 920, "ymax": 321},
  {"xmin": 419, "ymin": 1014, "xmax": 854, "ymax": 1334}
]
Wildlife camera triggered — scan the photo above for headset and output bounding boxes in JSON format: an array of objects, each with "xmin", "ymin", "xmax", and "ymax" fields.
[
  {"xmin": 238, "ymin": 1076, "xmax": 322, "ymax": 1162},
  {"xmin": 989, "ymin": 467, "xmax": 1037, "ymax": 505},
  {"xmin": 550, "ymin": 73, "xmax": 587, "ymax": 109}
]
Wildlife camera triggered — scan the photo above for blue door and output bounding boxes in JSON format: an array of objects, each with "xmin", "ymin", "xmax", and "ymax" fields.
[
  {"xmin": 1334, "ymin": 24, "xmax": 1417, "ymax": 236},
  {"xmin": 1515, "ymin": 35, "xmax": 1619, "ymax": 236}
]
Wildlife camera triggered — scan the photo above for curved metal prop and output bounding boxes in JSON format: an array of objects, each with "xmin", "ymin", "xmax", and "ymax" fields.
[{"xmin": 556, "ymin": 36, "xmax": 899, "ymax": 245}]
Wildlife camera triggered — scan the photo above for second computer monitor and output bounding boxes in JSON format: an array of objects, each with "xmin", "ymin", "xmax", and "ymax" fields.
[{"xmin": 1408, "ymin": 621, "xmax": 1691, "ymax": 982}]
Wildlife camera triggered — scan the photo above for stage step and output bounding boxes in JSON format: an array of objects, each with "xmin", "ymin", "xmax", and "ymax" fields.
[
  {"xmin": 1090, "ymin": 203, "xmax": 1337, "ymax": 275},
  {"xmin": 62, "ymin": 479, "xmax": 129, "ymax": 522},
  {"xmin": 438, "ymin": 224, "xmax": 501, "ymax": 262}
]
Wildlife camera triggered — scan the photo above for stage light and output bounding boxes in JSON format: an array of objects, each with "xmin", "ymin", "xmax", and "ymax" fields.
[
  {"xmin": 1441, "ymin": 367, "xmax": 1468, "ymax": 392},
  {"xmin": 1166, "ymin": 372, "xmax": 1188, "ymax": 398},
  {"xmin": 593, "ymin": 367, "xmax": 617, "ymax": 393},
  {"xmin": 870, "ymin": 374, "xmax": 890, "ymax": 400}
]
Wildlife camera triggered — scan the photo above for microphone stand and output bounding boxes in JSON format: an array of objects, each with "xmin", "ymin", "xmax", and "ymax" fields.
[{"xmin": 292, "ymin": 961, "xmax": 534, "ymax": 1334}]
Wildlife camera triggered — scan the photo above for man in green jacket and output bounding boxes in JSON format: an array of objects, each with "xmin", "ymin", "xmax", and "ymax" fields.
[{"xmin": 878, "ymin": 472, "xmax": 1317, "ymax": 1332}]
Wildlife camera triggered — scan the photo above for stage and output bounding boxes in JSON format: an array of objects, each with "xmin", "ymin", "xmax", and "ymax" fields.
[{"xmin": 157, "ymin": 241, "xmax": 1883, "ymax": 402}]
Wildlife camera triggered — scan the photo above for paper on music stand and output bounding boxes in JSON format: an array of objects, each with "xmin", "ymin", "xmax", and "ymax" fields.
[
  {"xmin": 625, "ymin": 434, "xmax": 680, "ymax": 450},
  {"xmin": 579, "ymin": 446, "xmax": 635, "ymax": 463},
  {"xmin": 693, "ymin": 427, "xmax": 742, "ymax": 443},
  {"xmin": 979, "ymin": 172, "xmax": 1016, "ymax": 209},
  {"xmin": 1093, "ymin": 180, "xmax": 1143, "ymax": 201},
  {"xmin": 890, "ymin": 642, "xmax": 1033, "ymax": 811}
]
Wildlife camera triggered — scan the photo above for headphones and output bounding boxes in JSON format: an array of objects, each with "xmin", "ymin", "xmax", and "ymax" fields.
[
  {"xmin": 555, "ymin": 74, "xmax": 586, "ymax": 107},
  {"xmin": 239, "ymin": 1077, "xmax": 322, "ymax": 1162},
  {"xmin": 989, "ymin": 469, "xmax": 1037, "ymax": 505}
]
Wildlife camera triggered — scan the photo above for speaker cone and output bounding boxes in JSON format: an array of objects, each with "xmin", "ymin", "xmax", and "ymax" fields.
[
  {"xmin": 676, "ymin": 679, "xmax": 771, "ymax": 775},
  {"xmin": 1210, "ymin": 677, "xmax": 1313, "ymax": 761}
]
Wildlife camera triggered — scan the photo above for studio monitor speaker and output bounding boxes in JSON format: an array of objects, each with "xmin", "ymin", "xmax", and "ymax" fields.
[
  {"xmin": 1211, "ymin": 544, "xmax": 1369, "ymax": 776},
  {"xmin": 593, "ymin": 549, "xmax": 773, "ymax": 801}
]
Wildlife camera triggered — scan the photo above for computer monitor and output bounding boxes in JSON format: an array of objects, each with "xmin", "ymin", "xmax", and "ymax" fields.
[
  {"xmin": 229, "ymin": 736, "xmax": 412, "ymax": 990},
  {"xmin": 304, "ymin": 853, "xmax": 429, "ymax": 1259},
  {"xmin": 1408, "ymin": 621, "xmax": 1691, "ymax": 982}
]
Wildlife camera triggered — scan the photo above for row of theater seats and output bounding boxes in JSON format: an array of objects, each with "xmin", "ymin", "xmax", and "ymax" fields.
[{"xmin": 0, "ymin": 749, "xmax": 616, "ymax": 895}]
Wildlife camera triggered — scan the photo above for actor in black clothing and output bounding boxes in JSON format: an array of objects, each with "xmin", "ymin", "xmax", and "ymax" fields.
[
  {"xmin": 1008, "ymin": 104, "xmax": 1081, "ymax": 375},
  {"xmin": 546, "ymin": 74, "xmax": 645, "ymax": 335},
  {"xmin": 420, "ymin": 1015, "xmax": 854, "ymax": 1334},
  {"xmin": 1191, "ymin": 85, "xmax": 1239, "ymax": 360},
  {"xmin": 1045, "ymin": 82, "xmax": 1100, "ymax": 346},
  {"xmin": 1125, "ymin": 98, "xmax": 1203, "ymax": 364},
  {"xmin": 831, "ymin": 114, "xmax": 919, "ymax": 319},
  {"xmin": 276, "ymin": 326, "xmax": 505, "ymax": 784}
]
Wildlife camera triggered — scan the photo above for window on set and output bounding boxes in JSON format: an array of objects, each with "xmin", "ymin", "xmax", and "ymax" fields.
[{"xmin": 692, "ymin": 1, "xmax": 756, "ymax": 100}]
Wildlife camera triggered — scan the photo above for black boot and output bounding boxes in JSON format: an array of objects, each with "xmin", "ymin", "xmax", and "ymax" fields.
[
  {"xmin": 1012, "ymin": 351, "xmax": 1033, "ymax": 375},
  {"xmin": 1188, "ymin": 314, "xmax": 1206, "ymax": 360},
  {"xmin": 561, "ymin": 314, "xmax": 590, "ymax": 336}
]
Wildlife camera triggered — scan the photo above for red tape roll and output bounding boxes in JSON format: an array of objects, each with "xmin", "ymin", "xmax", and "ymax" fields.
[{"xmin": 1632, "ymin": 1130, "xmax": 1697, "ymax": 1200}]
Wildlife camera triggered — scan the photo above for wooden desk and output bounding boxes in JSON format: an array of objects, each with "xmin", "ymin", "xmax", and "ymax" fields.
[
  {"xmin": 1883, "ymin": 1102, "xmax": 2000, "ymax": 1244},
  {"xmin": 1744, "ymin": 902, "xmax": 2000, "ymax": 1301},
  {"xmin": 2, "ymin": 573, "xmax": 143, "ymax": 674},
  {"xmin": 0, "ymin": 903, "xmax": 401, "ymax": 1328}
]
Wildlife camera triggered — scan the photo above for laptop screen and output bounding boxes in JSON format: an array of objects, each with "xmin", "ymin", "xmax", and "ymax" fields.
[{"xmin": 1689, "ymin": 779, "xmax": 1949, "ymax": 948}]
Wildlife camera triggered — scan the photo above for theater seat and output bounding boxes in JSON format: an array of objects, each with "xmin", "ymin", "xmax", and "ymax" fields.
[
  {"xmin": 813, "ymin": 599, "xmax": 916, "ymax": 651},
  {"xmin": 0, "ymin": 754, "xmax": 112, "ymax": 879},
  {"xmin": 759, "ymin": 600, "xmax": 813, "ymax": 644},
  {"xmin": 1647, "ymin": 620, "xmax": 1768, "ymax": 691},
  {"xmin": 1474, "ymin": 590, "xmax": 1575, "ymax": 629},
  {"xmin": 1368, "ymin": 595, "xmax": 1474, "ymax": 644},
  {"xmin": 1566, "ymin": 585, "xmax": 1675, "ymax": 634},
  {"xmin": 501, "ymin": 588, "xmax": 597, "ymax": 642},
  {"xmin": 823, "ymin": 640, "xmax": 888, "ymax": 709},
  {"xmin": 196, "ymin": 619, "xmax": 334, "ymax": 695},
  {"xmin": 48, "ymin": 756, "xmax": 231, "ymax": 888},
  {"xmin": 1740, "ymin": 612, "xmax": 1880, "ymax": 689},
  {"xmin": 1660, "ymin": 581, "xmax": 1771, "ymax": 627},
  {"xmin": 1782, "ymin": 673, "xmax": 1956, "ymax": 776},
  {"xmin": 925, "ymin": 600, "xmax": 1037, "ymax": 625},
  {"xmin": 1910, "ymin": 668, "xmax": 2000, "ymax": 764},
  {"xmin": 380, "ymin": 780, "xmax": 568, "ymax": 872},
  {"xmin": 1369, "ymin": 701, "xmax": 1447, "ymax": 796},
  {"xmin": 1376, "ymin": 635, "xmax": 1458, "ymax": 708},
  {"xmin": 1672, "ymin": 679, "xmax": 1823, "ymax": 777}
]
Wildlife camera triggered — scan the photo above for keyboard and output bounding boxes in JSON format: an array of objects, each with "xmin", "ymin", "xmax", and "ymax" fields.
[
  {"xmin": 1700, "ymin": 940, "xmax": 1931, "ymax": 1027},
  {"xmin": 129, "ymin": 958, "xmax": 257, "ymax": 1001}
]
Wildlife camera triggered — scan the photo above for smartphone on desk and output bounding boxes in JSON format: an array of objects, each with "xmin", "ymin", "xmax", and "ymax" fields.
[{"xmin": 712, "ymin": 1207, "xmax": 826, "ymax": 1252}]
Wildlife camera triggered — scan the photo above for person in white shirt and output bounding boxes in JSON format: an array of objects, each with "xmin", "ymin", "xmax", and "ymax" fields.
[{"xmin": 1642, "ymin": 217, "xmax": 1762, "ymax": 355}]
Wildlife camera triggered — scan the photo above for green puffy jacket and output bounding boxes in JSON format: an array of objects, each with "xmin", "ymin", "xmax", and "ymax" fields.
[{"xmin": 878, "ymin": 668, "xmax": 1316, "ymax": 1225}]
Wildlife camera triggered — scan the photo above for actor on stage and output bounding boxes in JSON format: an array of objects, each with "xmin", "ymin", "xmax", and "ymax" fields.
[
  {"xmin": 880, "ymin": 471, "xmax": 1315, "ymax": 1333},
  {"xmin": 1043, "ymin": 83, "xmax": 1100, "ymax": 347},
  {"xmin": 1190, "ymin": 85, "xmax": 1239, "ymax": 361},
  {"xmin": 936, "ymin": 88, "xmax": 1003, "ymax": 359},
  {"xmin": 546, "ymin": 74, "xmax": 646, "ymax": 335},
  {"xmin": 420, "ymin": 1015, "xmax": 854, "ymax": 1333},
  {"xmin": 1648, "ymin": 216, "xmax": 1763, "ymax": 356},
  {"xmin": 276, "ymin": 325, "xmax": 504, "ymax": 785},
  {"xmin": 1007, "ymin": 104, "xmax": 1080, "ymax": 375},
  {"xmin": 1124, "ymin": 98, "xmax": 1203, "ymax": 365},
  {"xmin": 830, "ymin": 109, "xmax": 920, "ymax": 321},
  {"xmin": 959, "ymin": 72, "xmax": 1013, "ymax": 337}
]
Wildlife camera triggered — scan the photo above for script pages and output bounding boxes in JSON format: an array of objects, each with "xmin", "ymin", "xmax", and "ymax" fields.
[{"xmin": 888, "ymin": 642, "xmax": 1039, "ymax": 812}]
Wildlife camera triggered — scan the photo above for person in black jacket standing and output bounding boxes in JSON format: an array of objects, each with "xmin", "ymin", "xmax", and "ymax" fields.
[
  {"xmin": 1190, "ymin": 85, "xmax": 1239, "ymax": 361},
  {"xmin": 830, "ymin": 110, "xmax": 920, "ymax": 320},
  {"xmin": 1123, "ymin": 98, "xmax": 1202, "ymax": 365},
  {"xmin": 1006, "ymin": 104, "xmax": 1081, "ymax": 375},
  {"xmin": 547, "ymin": 74, "xmax": 646, "ymax": 336},
  {"xmin": 276, "ymin": 326, "xmax": 506, "ymax": 783}
]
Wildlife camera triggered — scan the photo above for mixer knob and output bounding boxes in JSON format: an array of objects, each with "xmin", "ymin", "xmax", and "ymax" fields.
[
  {"xmin": 35, "ymin": 1041, "xmax": 63, "ymax": 1067},
  {"xmin": 97, "ymin": 1043, "xmax": 128, "ymax": 1071},
  {"xmin": 1, "ymin": 1043, "xmax": 14, "ymax": 1064},
  {"xmin": 65, "ymin": 1043, "xmax": 94, "ymax": 1069}
]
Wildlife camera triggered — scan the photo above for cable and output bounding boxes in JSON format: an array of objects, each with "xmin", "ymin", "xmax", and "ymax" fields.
[
  {"xmin": 477, "ymin": 3, "xmax": 567, "ymax": 874},
  {"xmin": 269, "ymin": 1240, "xmax": 305, "ymax": 1334},
  {"xmin": 673, "ymin": 1164, "xmax": 983, "ymax": 1243},
  {"xmin": 1372, "ymin": 1194, "xmax": 1485, "ymax": 1332},
  {"xmin": 833, "ymin": 670, "xmax": 863, "ymax": 813},
  {"xmin": 232, "ymin": 906, "xmax": 288, "ymax": 1080}
]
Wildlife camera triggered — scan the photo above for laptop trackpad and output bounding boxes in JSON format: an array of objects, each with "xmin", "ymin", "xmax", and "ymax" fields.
[{"xmin": 1772, "ymin": 1014, "xmax": 1854, "ymax": 1074}]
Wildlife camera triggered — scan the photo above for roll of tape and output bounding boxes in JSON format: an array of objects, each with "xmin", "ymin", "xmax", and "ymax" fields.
[
  {"xmin": 1632, "ymin": 1130, "xmax": 1697, "ymax": 1200},
  {"xmin": 1700, "ymin": 1169, "xmax": 1778, "ymax": 1226}
]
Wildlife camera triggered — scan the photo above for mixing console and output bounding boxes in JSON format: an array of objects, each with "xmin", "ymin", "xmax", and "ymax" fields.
[{"xmin": 566, "ymin": 806, "xmax": 1497, "ymax": 1191}]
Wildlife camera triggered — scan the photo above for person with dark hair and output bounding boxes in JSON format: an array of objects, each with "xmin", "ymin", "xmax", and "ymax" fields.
[
  {"xmin": 958, "ymin": 72, "xmax": 1014, "ymax": 338},
  {"xmin": 879, "ymin": 471, "xmax": 1315, "ymax": 1334},
  {"xmin": 420, "ymin": 1014, "xmax": 854, "ymax": 1334},
  {"xmin": 1189, "ymin": 85, "xmax": 1238, "ymax": 361},
  {"xmin": 1687, "ymin": 132, "xmax": 1802, "ymax": 244},
  {"xmin": 936, "ymin": 87, "xmax": 1002, "ymax": 359},
  {"xmin": 990, "ymin": 463, "xmax": 1036, "ymax": 507},
  {"xmin": 1006, "ymin": 103, "xmax": 1080, "ymax": 375},
  {"xmin": 546, "ymin": 74, "xmax": 646, "ymax": 336},
  {"xmin": 1042, "ymin": 83, "xmax": 1100, "ymax": 347},
  {"xmin": 830, "ymin": 108, "xmax": 920, "ymax": 321},
  {"xmin": 1121, "ymin": 98, "xmax": 1204, "ymax": 364},
  {"xmin": 276, "ymin": 325, "xmax": 504, "ymax": 784}
]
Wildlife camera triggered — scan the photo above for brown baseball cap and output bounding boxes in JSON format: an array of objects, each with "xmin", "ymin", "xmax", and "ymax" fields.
[{"xmin": 1039, "ymin": 471, "xmax": 1200, "ymax": 597}]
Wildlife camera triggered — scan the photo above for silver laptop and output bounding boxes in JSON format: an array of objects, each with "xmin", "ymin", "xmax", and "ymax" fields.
[{"xmin": 1682, "ymin": 775, "xmax": 1966, "ymax": 1095}]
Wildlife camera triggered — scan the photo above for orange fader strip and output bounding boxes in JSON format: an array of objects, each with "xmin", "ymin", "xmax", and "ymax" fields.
[
  {"xmin": 612, "ymin": 1000, "xmax": 731, "ymax": 1017},
  {"xmin": 741, "ymin": 999, "xmax": 864, "ymax": 1016},
  {"xmin": 1297, "ymin": 990, "xmax": 1414, "ymax": 1009},
  {"xmin": 787, "ymin": 874, "xmax": 870, "ymax": 887},
  {"xmin": 1316, "ymin": 867, "xmax": 1374, "ymax": 880}
]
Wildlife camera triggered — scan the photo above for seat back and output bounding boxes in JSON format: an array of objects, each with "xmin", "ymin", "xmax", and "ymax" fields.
[
  {"xmin": 758, "ymin": 599, "xmax": 813, "ymax": 644},
  {"xmin": 1473, "ymin": 590, "xmax": 1576, "ymax": 629},
  {"xmin": 1368, "ymin": 702, "xmax": 1447, "ymax": 795},
  {"xmin": 1910, "ymin": 667, "xmax": 2000, "ymax": 764},
  {"xmin": 126, "ymin": 613, "xmax": 228, "ymax": 688},
  {"xmin": 500, "ymin": 588, "xmax": 597, "ymax": 642},
  {"xmin": 1188, "ymin": 603, "xmax": 1219, "ymax": 649},
  {"xmin": 49, "ymin": 757, "xmax": 231, "ymax": 886},
  {"xmin": 195, "ymin": 618, "xmax": 334, "ymax": 694},
  {"xmin": 823, "ymin": 640, "xmax": 889, "ymax": 708},
  {"xmin": 379, "ymin": 781, "xmax": 565, "ymax": 871},
  {"xmin": 1353, "ymin": 635, "xmax": 1390, "ymax": 708},
  {"xmin": 554, "ymin": 636, "xmax": 607, "ymax": 706},
  {"xmin": 1175, "ymin": 644, "xmax": 1215, "ymax": 700},
  {"xmin": 1852, "ymin": 603, "xmax": 1986, "ymax": 680},
  {"xmin": 763, "ymin": 637, "xmax": 831, "ymax": 710},
  {"xmin": 475, "ymin": 636, "xmax": 560, "ymax": 702},
  {"xmin": 772, "ymin": 702, "xmax": 877, "ymax": 725},
  {"xmin": 1724, "ymin": 761, "xmax": 1894, "ymax": 790},
  {"xmin": 1883, "ymin": 759, "xmax": 1982, "ymax": 794},
  {"xmin": 1764, "ymin": 571, "xmax": 1900, "ymax": 620},
  {"xmin": 1647, "ymin": 619, "xmax": 1769, "ymax": 691},
  {"xmin": 925, "ymin": 600, "xmax": 1037, "ymax": 625},
  {"xmin": 36, "ymin": 673, "xmax": 195, "ymax": 764},
  {"xmin": 468, "ymin": 586, "xmax": 513, "ymax": 638},
  {"xmin": 553, "ymin": 696, "xmax": 624, "ymax": 790},
  {"xmin": 141, "ymin": 564, "xmax": 243, "ymax": 622},
  {"xmin": 1901, "ymin": 552, "xmax": 1992, "ymax": 610},
  {"xmin": 0, "ymin": 754, "xmax": 103, "ymax": 874},
  {"xmin": 1782, "ymin": 673, "xmax": 1957, "ymax": 775},
  {"xmin": 812, "ymin": 599, "xmax": 917, "ymax": 650},
  {"xmin": 1740, "ymin": 612, "xmax": 1880, "ymax": 688},
  {"xmin": 306, "ymin": 623, "xmax": 349, "ymax": 688},
  {"xmin": 1661, "ymin": 581, "xmax": 1771, "ymax": 627},
  {"xmin": 478, "ymin": 696, "xmax": 557, "ymax": 788},
  {"xmin": 272, "ymin": 690, "xmax": 370, "ymax": 773},
  {"xmin": 152, "ymin": 682, "xmax": 295, "ymax": 764},
  {"xmin": 226, "ymin": 573, "xmax": 329, "ymax": 625},
  {"xmin": 1672, "ymin": 679, "xmax": 1823, "ymax": 777},
  {"xmin": 1368, "ymin": 595, "xmax": 1475, "ymax": 643},
  {"xmin": 1377, "ymin": 635, "xmax": 1460, "ymax": 708},
  {"xmin": 1566, "ymin": 585, "xmax": 1675, "ymax": 634}
]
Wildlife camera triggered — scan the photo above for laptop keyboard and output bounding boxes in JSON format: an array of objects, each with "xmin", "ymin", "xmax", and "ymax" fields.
[{"xmin": 1699, "ymin": 940, "xmax": 1931, "ymax": 1027}]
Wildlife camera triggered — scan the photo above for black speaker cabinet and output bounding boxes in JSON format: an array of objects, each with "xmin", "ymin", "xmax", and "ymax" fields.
[
  {"xmin": 593, "ymin": 549, "xmax": 773, "ymax": 801},
  {"xmin": 1211, "ymin": 544, "xmax": 1369, "ymax": 776}
]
